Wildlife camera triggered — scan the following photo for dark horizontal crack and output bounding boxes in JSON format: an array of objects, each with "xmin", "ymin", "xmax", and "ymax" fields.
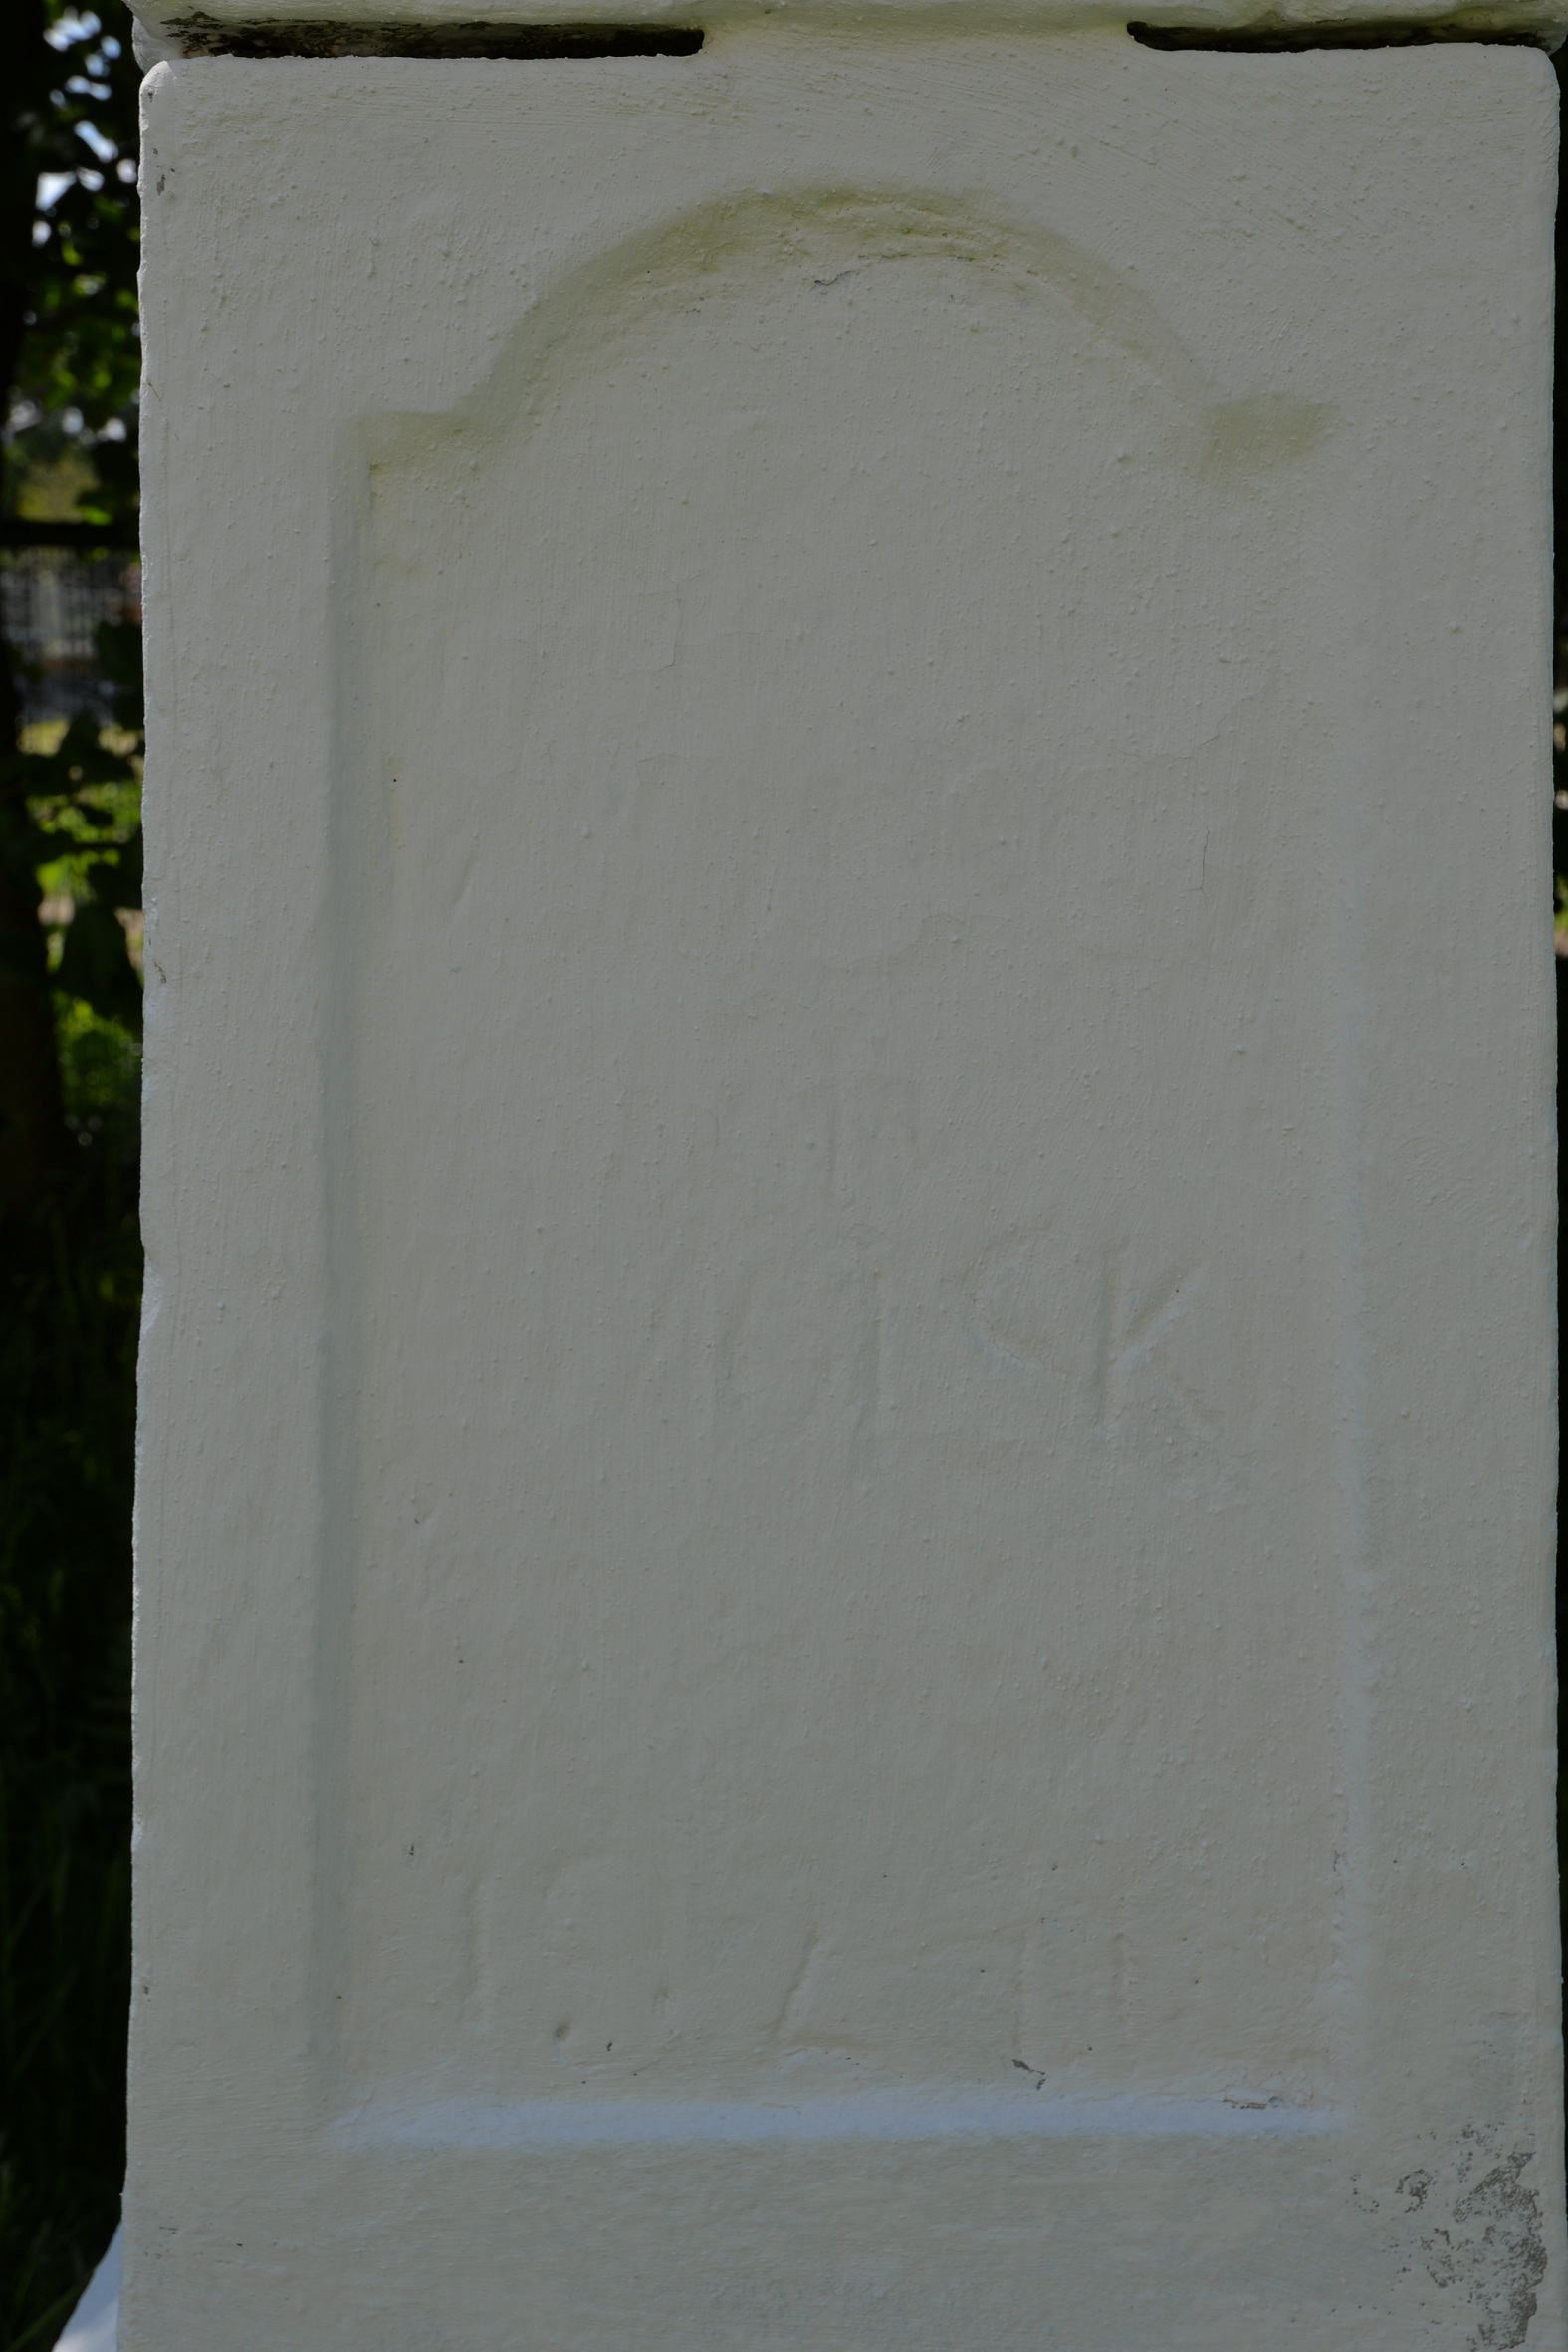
[
  {"xmin": 167, "ymin": 14, "xmax": 703, "ymax": 54},
  {"xmin": 1128, "ymin": 17, "xmax": 1548, "ymax": 44}
]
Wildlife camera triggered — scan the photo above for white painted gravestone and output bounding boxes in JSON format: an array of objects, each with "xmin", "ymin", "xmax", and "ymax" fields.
[{"xmin": 129, "ymin": 14, "xmax": 1561, "ymax": 2349}]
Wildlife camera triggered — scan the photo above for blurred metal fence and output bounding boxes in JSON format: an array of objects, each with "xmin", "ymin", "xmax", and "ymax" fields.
[{"xmin": 2, "ymin": 547, "xmax": 142, "ymax": 727}]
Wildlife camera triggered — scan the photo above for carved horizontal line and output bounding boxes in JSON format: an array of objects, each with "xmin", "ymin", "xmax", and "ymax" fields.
[
  {"xmin": 167, "ymin": 14, "xmax": 703, "ymax": 54},
  {"xmin": 1127, "ymin": 17, "xmax": 1549, "ymax": 45},
  {"xmin": 334, "ymin": 2091, "xmax": 1345, "ymax": 2151}
]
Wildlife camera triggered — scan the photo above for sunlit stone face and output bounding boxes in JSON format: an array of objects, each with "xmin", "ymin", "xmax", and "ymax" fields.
[
  {"xmin": 339, "ymin": 192, "xmax": 1341, "ymax": 2107},
  {"xmin": 131, "ymin": 41, "xmax": 1559, "ymax": 2350}
]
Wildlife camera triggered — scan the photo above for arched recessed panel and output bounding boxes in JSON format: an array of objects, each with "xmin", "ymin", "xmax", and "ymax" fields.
[{"xmin": 336, "ymin": 190, "xmax": 1341, "ymax": 2115}]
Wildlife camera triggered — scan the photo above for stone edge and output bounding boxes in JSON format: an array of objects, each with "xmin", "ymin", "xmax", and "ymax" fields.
[{"xmin": 131, "ymin": 0, "xmax": 1568, "ymax": 64}]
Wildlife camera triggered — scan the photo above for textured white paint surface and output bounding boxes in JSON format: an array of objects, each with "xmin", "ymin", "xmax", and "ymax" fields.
[{"xmin": 130, "ymin": 33, "xmax": 1559, "ymax": 2350}]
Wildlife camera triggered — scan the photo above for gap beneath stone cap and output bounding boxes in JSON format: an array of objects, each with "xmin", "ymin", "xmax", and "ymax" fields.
[
  {"xmin": 164, "ymin": 14, "xmax": 703, "ymax": 54},
  {"xmin": 1128, "ymin": 15, "xmax": 1552, "ymax": 44}
]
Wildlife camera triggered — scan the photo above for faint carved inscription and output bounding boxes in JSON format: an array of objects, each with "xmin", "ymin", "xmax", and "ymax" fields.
[
  {"xmin": 717, "ymin": 1225, "xmax": 1220, "ymax": 1469},
  {"xmin": 1092, "ymin": 1248, "xmax": 1214, "ymax": 1446},
  {"xmin": 962, "ymin": 1229, "xmax": 1058, "ymax": 1375}
]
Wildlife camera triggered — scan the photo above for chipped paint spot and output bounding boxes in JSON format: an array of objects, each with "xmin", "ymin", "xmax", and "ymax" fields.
[{"xmin": 1423, "ymin": 2150, "xmax": 1546, "ymax": 2350}]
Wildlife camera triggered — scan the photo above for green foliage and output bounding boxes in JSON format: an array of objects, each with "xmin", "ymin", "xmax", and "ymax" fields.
[
  {"xmin": 4, "ymin": 0, "xmax": 146, "ymax": 1154},
  {"xmin": 56, "ymin": 999, "xmax": 139, "ymax": 1126},
  {"xmin": 6, "ymin": 772, "xmax": 140, "ymax": 1059},
  {"xmin": 7, "ymin": 1, "xmax": 141, "ymax": 533},
  {"xmin": 10, "ymin": 622, "xmax": 146, "ymax": 1038}
]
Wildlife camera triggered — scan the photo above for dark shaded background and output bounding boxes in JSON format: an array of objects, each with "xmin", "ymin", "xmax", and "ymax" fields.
[{"xmin": 3, "ymin": 5, "xmax": 142, "ymax": 2345}]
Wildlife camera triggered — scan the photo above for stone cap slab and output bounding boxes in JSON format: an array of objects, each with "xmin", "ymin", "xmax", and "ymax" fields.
[{"xmin": 132, "ymin": 0, "xmax": 1567, "ymax": 61}]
